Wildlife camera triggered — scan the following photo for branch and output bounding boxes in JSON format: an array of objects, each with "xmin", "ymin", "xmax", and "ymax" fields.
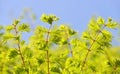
[
  {"xmin": 45, "ymin": 24, "xmax": 52, "ymax": 74},
  {"xmin": 13, "ymin": 24, "xmax": 26, "ymax": 68},
  {"xmin": 81, "ymin": 25, "xmax": 106, "ymax": 71}
]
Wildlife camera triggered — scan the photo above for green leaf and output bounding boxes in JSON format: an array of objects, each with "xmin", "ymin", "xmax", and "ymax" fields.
[
  {"xmin": 101, "ymin": 30, "xmax": 112, "ymax": 42},
  {"xmin": 3, "ymin": 33, "xmax": 14, "ymax": 40},
  {"xmin": 106, "ymin": 17, "xmax": 118, "ymax": 29},
  {"xmin": 88, "ymin": 23, "xmax": 100, "ymax": 32},
  {"xmin": 97, "ymin": 16, "xmax": 105, "ymax": 25},
  {"xmin": 34, "ymin": 26, "xmax": 47, "ymax": 35},
  {"xmin": 9, "ymin": 50, "xmax": 18, "ymax": 59},
  {"xmin": 59, "ymin": 25, "xmax": 65, "ymax": 30},
  {"xmin": 18, "ymin": 23, "xmax": 30, "ymax": 32},
  {"xmin": 14, "ymin": 35, "xmax": 21, "ymax": 41},
  {"xmin": 50, "ymin": 65, "xmax": 60, "ymax": 73},
  {"xmin": 22, "ymin": 46, "xmax": 33, "ymax": 58},
  {"xmin": 68, "ymin": 28, "xmax": 76, "ymax": 36},
  {"xmin": 115, "ymin": 59, "xmax": 120, "ymax": 67},
  {"xmin": 108, "ymin": 17, "xmax": 112, "ymax": 22},
  {"xmin": 37, "ymin": 58, "xmax": 45, "ymax": 65},
  {"xmin": 51, "ymin": 30, "xmax": 68, "ymax": 45},
  {"xmin": 82, "ymin": 31, "xmax": 91, "ymax": 39},
  {"xmin": 40, "ymin": 14, "xmax": 59, "ymax": 24},
  {"xmin": 34, "ymin": 40, "xmax": 47, "ymax": 50},
  {"xmin": 89, "ymin": 65, "xmax": 96, "ymax": 72},
  {"xmin": 13, "ymin": 19, "xmax": 20, "ymax": 25},
  {"xmin": 21, "ymin": 40, "xmax": 25, "ymax": 45},
  {"xmin": 106, "ymin": 22, "xmax": 117, "ymax": 29},
  {"xmin": 6, "ymin": 25, "xmax": 14, "ymax": 32},
  {"xmin": 14, "ymin": 66, "xmax": 27, "ymax": 74}
]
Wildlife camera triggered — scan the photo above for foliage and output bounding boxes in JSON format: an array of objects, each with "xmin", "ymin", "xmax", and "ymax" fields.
[{"xmin": 0, "ymin": 14, "xmax": 120, "ymax": 74}]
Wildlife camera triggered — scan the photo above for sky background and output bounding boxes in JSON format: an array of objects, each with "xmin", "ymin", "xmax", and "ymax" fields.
[{"xmin": 0, "ymin": 0, "xmax": 120, "ymax": 46}]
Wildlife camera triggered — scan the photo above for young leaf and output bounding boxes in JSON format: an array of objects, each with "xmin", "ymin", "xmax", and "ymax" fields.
[
  {"xmin": 6, "ymin": 25, "xmax": 14, "ymax": 32},
  {"xmin": 40, "ymin": 14, "xmax": 59, "ymax": 24},
  {"xmin": 13, "ymin": 19, "xmax": 20, "ymax": 25},
  {"xmin": 18, "ymin": 23, "xmax": 30, "ymax": 32},
  {"xmin": 3, "ymin": 33, "xmax": 14, "ymax": 40},
  {"xmin": 9, "ymin": 50, "xmax": 18, "ymax": 59},
  {"xmin": 97, "ymin": 16, "xmax": 105, "ymax": 25}
]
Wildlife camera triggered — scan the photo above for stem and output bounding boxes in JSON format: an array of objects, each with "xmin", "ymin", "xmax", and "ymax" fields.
[
  {"xmin": 46, "ymin": 50, "xmax": 50, "ymax": 74},
  {"xmin": 68, "ymin": 43, "xmax": 73, "ymax": 57},
  {"xmin": 13, "ymin": 25, "xmax": 26, "ymax": 68},
  {"xmin": 18, "ymin": 41, "xmax": 26, "ymax": 67},
  {"xmin": 45, "ymin": 24, "xmax": 52, "ymax": 74},
  {"xmin": 46, "ymin": 25, "xmax": 52, "ymax": 43},
  {"xmin": 81, "ymin": 25, "xmax": 106, "ymax": 71},
  {"xmin": 65, "ymin": 31, "xmax": 73, "ymax": 57}
]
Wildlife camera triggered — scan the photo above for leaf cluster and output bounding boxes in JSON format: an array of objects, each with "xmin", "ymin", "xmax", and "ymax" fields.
[{"xmin": 0, "ymin": 14, "xmax": 120, "ymax": 74}]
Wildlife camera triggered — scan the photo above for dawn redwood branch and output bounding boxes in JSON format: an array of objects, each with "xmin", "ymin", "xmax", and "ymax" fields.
[
  {"xmin": 13, "ymin": 24, "xmax": 26, "ymax": 68},
  {"xmin": 81, "ymin": 25, "xmax": 106, "ymax": 71},
  {"xmin": 45, "ymin": 24, "xmax": 52, "ymax": 74}
]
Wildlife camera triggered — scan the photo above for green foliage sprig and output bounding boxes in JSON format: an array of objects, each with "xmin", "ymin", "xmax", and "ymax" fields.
[{"xmin": 0, "ymin": 14, "xmax": 120, "ymax": 74}]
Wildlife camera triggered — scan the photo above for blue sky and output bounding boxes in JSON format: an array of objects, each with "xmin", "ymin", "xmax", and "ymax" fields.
[{"xmin": 0, "ymin": 0, "xmax": 120, "ymax": 46}]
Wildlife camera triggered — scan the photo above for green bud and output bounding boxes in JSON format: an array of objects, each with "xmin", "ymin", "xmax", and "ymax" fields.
[
  {"xmin": 40, "ymin": 14, "xmax": 59, "ymax": 25},
  {"xmin": 13, "ymin": 19, "xmax": 20, "ymax": 25},
  {"xmin": 108, "ymin": 17, "xmax": 112, "ymax": 22},
  {"xmin": 97, "ymin": 17, "xmax": 105, "ymax": 25}
]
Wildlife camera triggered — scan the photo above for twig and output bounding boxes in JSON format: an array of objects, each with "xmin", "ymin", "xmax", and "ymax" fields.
[
  {"xmin": 13, "ymin": 24, "xmax": 26, "ymax": 68},
  {"xmin": 45, "ymin": 24, "xmax": 52, "ymax": 74},
  {"xmin": 81, "ymin": 25, "xmax": 106, "ymax": 71}
]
